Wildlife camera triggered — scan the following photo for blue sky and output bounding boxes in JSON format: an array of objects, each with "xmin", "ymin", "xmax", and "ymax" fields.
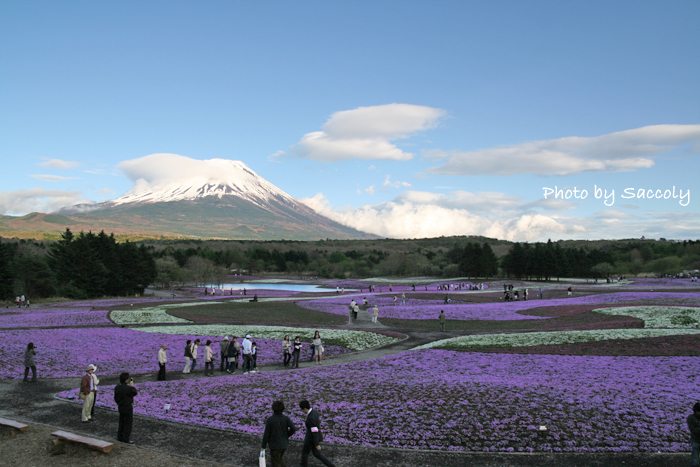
[{"xmin": 1, "ymin": 1, "xmax": 698, "ymax": 241}]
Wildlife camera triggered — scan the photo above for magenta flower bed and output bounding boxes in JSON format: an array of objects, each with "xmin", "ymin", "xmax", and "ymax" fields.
[
  {"xmin": 43, "ymin": 298, "xmax": 179, "ymax": 308},
  {"xmin": 57, "ymin": 349, "xmax": 693, "ymax": 452},
  {"xmin": 0, "ymin": 328, "xmax": 349, "ymax": 379},
  {"xmin": 0, "ymin": 311, "xmax": 110, "ymax": 329},
  {"xmin": 298, "ymin": 292, "xmax": 700, "ymax": 320}
]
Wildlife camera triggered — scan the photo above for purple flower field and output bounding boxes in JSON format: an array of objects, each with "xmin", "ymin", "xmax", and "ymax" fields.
[
  {"xmin": 298, "ymin": 292, "xmax": 700, "ymax": 320},
  {"xmin": 0, "ymin": 328, "xmax": 349, "ymax": 379},
  {"xmin": 0, "ymin": 310, "xmax": 110, "ymax": 328},
  {"xmin": 57, "ymin": 349, "xmax": 697, "ymax": 452}
]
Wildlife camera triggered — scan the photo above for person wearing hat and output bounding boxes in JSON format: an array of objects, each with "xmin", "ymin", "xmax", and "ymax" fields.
[
  {"xmin": 242, "ymin": 334, "xmax": 253, "ymax": 374},
  {"xmin": 220, "ymin": 336, "xmax": 230, "ymax": 372},
  {"xmin": 157, "ymin": 344, "xmax": 167, "ymax": 381},
  {"xmin": 80, "ymin": 364, "xmax": 98, "ymax": 422}
]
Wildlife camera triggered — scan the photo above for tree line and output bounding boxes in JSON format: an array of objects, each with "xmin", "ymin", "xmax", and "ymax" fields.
[{"xmin": 0, "ymin": 229, "xmax": 156, "ymax": 300}]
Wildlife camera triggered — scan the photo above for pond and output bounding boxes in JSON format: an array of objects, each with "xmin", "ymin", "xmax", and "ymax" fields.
[{"xmin": 207, "ymin": 283, "xmax": 337, "ymax": 293}]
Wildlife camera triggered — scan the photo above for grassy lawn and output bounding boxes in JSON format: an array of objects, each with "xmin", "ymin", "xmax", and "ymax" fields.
[{"xmin": 167, "ymin": 301, "xmax": 348, "ymax": 326}]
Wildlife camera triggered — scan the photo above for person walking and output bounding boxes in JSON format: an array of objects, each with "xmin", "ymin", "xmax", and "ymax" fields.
[
  {"xmin": 539, "ymin": 288, "xmax": 543, "ymax": 299},
  {"xmin": 291, "ymin": 336, "xmax": 302, "ymax": 369},
  {"xmin": 219, "ymin": 337, "xmax": 230, "ymax": 372},
  {"xmin": 23, "ymin": 342, "xmax": 37, "ymax": 382},
  {"xmin": 242, "ymin": 334, "xmax": 253, "ymax": 374},
  {"xmin": 114, "ymin": 372, "xmax": 137, "ymax": 444},
  {"xmin": 439, "ymin": 310, "xmax": 446, "ymax": 332},
  {"xmin": 183, "ymin": 340, "xmax": 193, "ymax": 374},
  {"xmin": 401, "ymin": 293, "xmax": 406, "ymax": 305},
  {"xmin": 80, "ymin": 364, "xmax": 97, "ymax": 422},
  {"xmin": 204, "ymin": 340, "xmax": 214, "ymax": 376},
  {"xmin": 352, "ymin": 303, "xmax": 359, "ymax": 320},
  {"xmin": 227, "ymin": 337, "xmax": 239, "ymax": 373},
  {"xmin": 372, "ymin": 305, "xmax": 379, "ymax": 323},
  {"xmin": 282, "ymin": 335, "xmax": 292, "ymax": 367},
  {"xmin": 157, "ymin": 344, "xmax": 167, "ymax": 381},
  {"xmin": 261, "ymin": 400, "xmax": 296, "ymax": 467},
  {"xmin": 190, "ymin": 339, "xmax": 200, "ymax": 374},
  {"xmin": 251, "ymin": 342, "xmax": 259, "ymax": 373},
  {"xmin": 312, "ymin": 331, "xmax": 324, "ymax": 365},
  {"xmin": 299, "ymin": 400, "xmax": 336, "ymax": 467}
]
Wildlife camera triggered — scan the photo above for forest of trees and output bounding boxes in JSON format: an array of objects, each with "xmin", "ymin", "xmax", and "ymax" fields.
[
  {"xmin": 1, "ymin": 230, "xmax": 698, "ymax": 300},
  {"xmin": 0, "ymin": 229, "xmax": 156, "ymax": 300}
]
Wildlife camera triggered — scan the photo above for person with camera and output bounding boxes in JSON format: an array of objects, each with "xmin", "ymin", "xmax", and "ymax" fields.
[{"xmin": 114, "ymin": 372, "xmax": 138, "ymax": 444}]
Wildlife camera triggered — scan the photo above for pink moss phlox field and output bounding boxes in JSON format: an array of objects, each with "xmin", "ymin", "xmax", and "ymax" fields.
[
  {"xmin": 43, "ymin": 298, "xmax": 176, "ymax": 308},
  {"xmin": 0, "ymin": 311, "xmax": 110, "ymax": 328},
  {"xmin": 0, "ymin": 328, "xmax": 349, "ymax": 379},
  {"xmin": 56, "ymin": 349, "xmax": 697, "ymax": 452},
  {"xmin": 298, "ymin": 292, "xmax": 700, "ymax": 320},
  {"xmin": 626, "ymin": 278, "xmax": 699, "ymax": 288}
]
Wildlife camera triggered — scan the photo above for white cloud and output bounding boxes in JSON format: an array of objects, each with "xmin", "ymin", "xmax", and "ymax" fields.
[
  {"xmin": 427, "ymin": 124, "xmax": 700, "ymax": 176},
  {"xmin": 29, "ymin": 174, "xmax": 80, "ymax": 182},
  {"xmin": 383, "ymin": 175, "xmax": 412, "ymax": 188},
  {"xmin": 365, "ymin": 185, "xmax": 375, "ymax": 195},
  {"xmin": 37, "ymin": 158, "xmax": 81, "ymax": 169},
  {"xmin": 299, "ymin": 192, "xmax": 585, "ymax": 241},
  {"xmin": 293, "ymin": 104, "xmax": 445, "ymax": 161},
  {"xmin": 84, "ymin": 169, "xmax": 107, "ymax": 175},
  {"xmin": 0, "ymin": 188, "xmax": 93, "ymax": 215}
]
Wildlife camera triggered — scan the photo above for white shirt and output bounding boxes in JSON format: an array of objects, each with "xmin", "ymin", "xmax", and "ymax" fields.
[
  {"xmin": 242, "ymin": 338, "xmax": 252, "ymax": 355},
  {"xmin": 158, "ymin": 348, "xmax": 167, "ymax": 364}
]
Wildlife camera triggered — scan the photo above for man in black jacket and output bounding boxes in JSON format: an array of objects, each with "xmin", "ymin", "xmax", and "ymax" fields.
[
  {"xmin": 114, "ymin": 372, "xmax": 138, "ymax": 444},
  {"xmin": 261, "ymin": 400, "xmax": 296, "ymax": 467},
  {"xmin": 299, "ymin": 400, "xmax": 335, "ymax": 467},
  {"xmin": 688, "ymin": 402, "xmax": 700, "ymax": 467}
]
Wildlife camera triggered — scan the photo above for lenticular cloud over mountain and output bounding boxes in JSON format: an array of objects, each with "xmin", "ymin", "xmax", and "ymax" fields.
[{"xmin": 113, "ymin": 153, "xmax": 297, "ymax": 209}]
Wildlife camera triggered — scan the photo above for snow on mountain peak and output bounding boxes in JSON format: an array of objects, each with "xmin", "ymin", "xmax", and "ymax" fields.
[{"xmin": 107, "ymin": 156, "xmax": 298, "ymax": 209}]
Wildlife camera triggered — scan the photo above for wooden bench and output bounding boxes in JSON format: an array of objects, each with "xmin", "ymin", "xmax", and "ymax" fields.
[
  {"xmin": 51, "ymin": 430, "xmax": 114, "ymax": 454},
  {"xmin": 0, "ymin": 417, "xmax": 29, "ymax": 435}
]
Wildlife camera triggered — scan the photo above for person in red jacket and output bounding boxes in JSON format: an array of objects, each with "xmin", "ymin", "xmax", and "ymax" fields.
[{"xmin": 80, "ymin": 364, "xmax": 97, "ymax": 422}]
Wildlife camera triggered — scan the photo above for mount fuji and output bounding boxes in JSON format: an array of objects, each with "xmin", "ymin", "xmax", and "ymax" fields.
[{"xmin": 5, "ymin": 159, "xmax": 375, "ymax": 240}]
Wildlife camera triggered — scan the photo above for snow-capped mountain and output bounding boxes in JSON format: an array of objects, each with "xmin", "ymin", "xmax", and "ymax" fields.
[
  {"xmin": 51, "ymin": 159, "xmax": 374, "ymax": 240},
  {"xmin": 104, "ymin": 160, "xmax": 300, "ymax": 211}
]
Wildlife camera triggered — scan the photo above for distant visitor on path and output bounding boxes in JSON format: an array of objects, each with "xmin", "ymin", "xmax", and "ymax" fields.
[
  {"xmin": 372, "ymin": 305, "xmax": 379, "ymax": 323},
  {"xmin": 227, "ymin": 336, "xmax": 240, "ymax": 373},
  {"xmin": 190, "ymin": 339, "xmax": 200, "ymax": 374},
  {"xmin": 114, "ymin": 372, "xmax": 137, "ymax": 444},
  {"xmin": 688, "ymin": 402, "xmax": 700, "ymax": 467},
  {"xmin": 283, "ymin": 335, "xmax": 292, "ymax": 367},
  {"xmin": 80, "ymin": 364, "xmax": 97, "ymax": 422},
  {"xmin": 23, "ymin": 342, "xmax": 37, "ymax": 382},
  {"xmin": 291, "ymin": 336, "xmax": 302, "ymax": 369},
  {"xmin": 299, "ymin": 400, "xmax": 336, "ymax": 467},
  {"xmin": 204, "ymin": 340, "xmax": 214, "ymax": 376},
  {"xmin": 183, "ymin": 339, "xmax": 192, "ymax": 374},
  {"xmin": 439, "ymin": 310, "xmax": 446, "ymax": 332},
  {"xmin": 220, "ymin": 336, "xmax": 230, "ymax": 372},
  {"xmin": 262, "ymin": 400, "xmax": 296, "ymax": 467},
  {"xmin": 539, "ymin": 288, "xmax": 543, "ymax": 299},
  {"xmin": 567, "ymin": 286, "xmax": 572, "ymax": 296},
  {"xmin": 157, "ymin": 344, "xmax": 167, "ymax": 381},
  {"xmin": 242, "ymin": 334, "xmax": 253, "ymax": 374},
  {"xmin": 312, "ymin": 331, "xmax": 324, "ymax": 365}
]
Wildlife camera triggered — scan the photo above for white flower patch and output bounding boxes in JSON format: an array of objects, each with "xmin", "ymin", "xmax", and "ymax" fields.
[
  {"xmin": 593, "ymin": 306, "xmax": 700, "ymax": 328},
  {"xmin": 110, "ymin": 304, "xmax": 205, "ymax": 324},
  {"xmin": 413, "ymin": 328, "xmax": 700, "ymax": 350},
  {"xmin": 134, "ymin": 324, "xmax": 399, "ymax": 351}
]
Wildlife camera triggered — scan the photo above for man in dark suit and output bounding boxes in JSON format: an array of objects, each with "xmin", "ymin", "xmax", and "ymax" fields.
[
  {"xmin": 261, "ymin": 400, "xmax": 296, "ymax": 467},
  {"xmin": 299, "ymin": 400, "xmax": 336, "ymax": 467},
  {"xmin": 114, "ymin": 372, "xmax": 138, "ymax": 444}
]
